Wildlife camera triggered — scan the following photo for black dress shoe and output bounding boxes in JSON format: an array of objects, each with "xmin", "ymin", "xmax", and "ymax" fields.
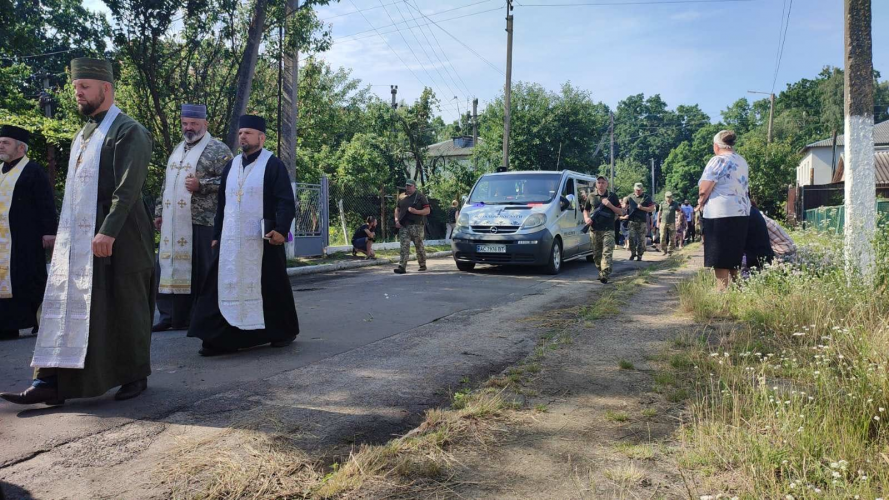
[
  {"xmin": 393, "ymin": 267, "xmax": 406, "ymax": 274},
  {"xmin": 199, "ymin": 346, "xmax": 236, "ymax": 357},
  {"xmin": 0, "ymin": 329, "xmax": 19, "ymax": 340},
  {"xmin": 0, "ymin": 386, "xmax": 65, "ymax": 406},
  {"xmin": 270, "ymin": 339, "xmax": 294, "ymax": 348},
  {"xmin": 114, "ymin": 378, "xmax": 147, "ymax": 401},
  {"xmin": 418, "ymin": 265, "xmax": 427, "ymax": 271},
  {"xmin": 151, "ymin": 322, "xmax": 172, "ymax": 332}
]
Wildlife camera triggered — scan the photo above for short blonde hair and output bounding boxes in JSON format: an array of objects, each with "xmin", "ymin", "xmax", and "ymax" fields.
[{"xmin": 451, "ymin": 200, "xmax": 458, "ymax": 207}]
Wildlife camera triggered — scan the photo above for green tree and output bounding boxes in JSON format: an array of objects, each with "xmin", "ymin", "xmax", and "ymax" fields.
[
  {"xmin": 596, "ymin": 158, "xmax": 650, "ymax": 199},
  {"xmin": 661, "ymin": 124, "xmax": 722, "ymax": 203}
]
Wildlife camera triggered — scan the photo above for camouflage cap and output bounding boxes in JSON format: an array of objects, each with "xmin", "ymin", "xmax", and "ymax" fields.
[
  {"xmin": 70, "ymin": 58, "xmax": 114, "ymax": 83},
  {"xmin": 633, "ymin": 182, "xmax": 644, "ymax": 190},
  {"xmin": 405, "ymin": 179, "xmax": 417, "ymax": 187},
  {"xmin": 665, "ymin": 191, "xmax": 673, "ymax": 198}
]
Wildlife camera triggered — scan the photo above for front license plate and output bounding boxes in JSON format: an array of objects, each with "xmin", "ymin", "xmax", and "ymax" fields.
[{"xmin": 477, "ymin": 244, "xmax": 506, "ymax": 253}]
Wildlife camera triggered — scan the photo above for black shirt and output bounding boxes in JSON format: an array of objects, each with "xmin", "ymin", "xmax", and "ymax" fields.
[
  {"xmin": 627, "ymin": 193, "xmax": 653, "ymax": 223},
  {"xmin": 397, "ymin": 191, "xmax": 430, "ymax": 226},
  {"xmin": 584, "ymin": 190, "xmax": 621, "ymax": 232},
  {"xmin": 352, "ymin": 224, "xmax": 371, "ymax": 243},
  {"xmin": 446, "ymin": 207, "xmax": 458, "ymax": 223}
]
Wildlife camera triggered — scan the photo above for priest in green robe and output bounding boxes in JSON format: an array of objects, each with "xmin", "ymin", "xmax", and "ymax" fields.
[{"xmin": 1, "ymin": 58, "xmax": 155, "ymax": 406}]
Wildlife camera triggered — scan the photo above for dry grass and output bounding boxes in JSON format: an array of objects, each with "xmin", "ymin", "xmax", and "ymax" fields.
[
  {"xmin": 313, "ymin": 388, "xmax": 517, "ymax": 498},
  {"xmin": 156, "ymin": 413, "xmax": 321, "ymax": 500}
]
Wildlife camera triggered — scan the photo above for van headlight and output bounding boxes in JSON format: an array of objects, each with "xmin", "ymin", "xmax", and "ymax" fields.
[
  {"xmin": 521, "ymin": 213, "xmax": 546, "ymax": 230},
  {"xmin": 456, "ymin": 212, "xmax": 469, "ymax": 228}
]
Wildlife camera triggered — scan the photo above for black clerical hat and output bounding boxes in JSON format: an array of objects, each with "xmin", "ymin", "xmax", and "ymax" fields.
[
  {"xmin": 0, "ymin": 125, "xmax": 30, "ymax": 145},
  {"xmin": 238, "ymin": 114, "xmax": 266, "ymax": 133}
]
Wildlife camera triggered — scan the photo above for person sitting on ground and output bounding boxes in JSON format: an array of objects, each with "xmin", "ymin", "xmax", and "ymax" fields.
[
  {"xmin": 352, "ymin": 216, "xmax": 377, "ymax": 259},
  {"xmin": 762, "ymin": 212, "xmax": 796, "ymax": 261}
]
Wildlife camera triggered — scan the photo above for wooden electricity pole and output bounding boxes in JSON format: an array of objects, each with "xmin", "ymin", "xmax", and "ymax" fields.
[
  {"xmin": 843, "ymin": 0, "xmax": 876, "ymax": 278},
  {"xmin": 501, "ymin": 0, "xmax": 514, "ymax": 170}
]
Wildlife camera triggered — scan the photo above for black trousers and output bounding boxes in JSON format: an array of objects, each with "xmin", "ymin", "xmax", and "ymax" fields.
[{"xmin": 155, "ymin": 224, "xmax": 214, "ymax": 328}]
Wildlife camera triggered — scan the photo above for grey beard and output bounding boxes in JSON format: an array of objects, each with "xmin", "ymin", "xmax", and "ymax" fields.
[
  {"xmin": 184, "ymin": 130, "xmax": 205, "ymax": 144},
  {"xmin": 0, "ymin": 153, "xmax": 11, "ymax": 162}
]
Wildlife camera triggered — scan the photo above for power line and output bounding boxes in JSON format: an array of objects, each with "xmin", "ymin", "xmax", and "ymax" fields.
[
  {"xmin": 390, "ymin": 0, "xmax": 462, "ymax": 102},
  {"xmin": 401, "ymin": 0, "xmax": 469, "ymax": 100},
  {"xmin": 519, "ymin": 0, "xmax": 754, "ymax": 6},
  {"xmin": 770, "ymin": 0, "xmax": 793, "ymax": 95},
  {"xmin": 403, "ymin": 1, "xmax": 504, "ymax": 76},
  {"xmin": 0, "ymin": 48, "xmax": 74, "ymax": 61},
  {"xmin": 408, "ymin": 0, "xmax": 475, "ymax": 98},
  {"xmin": 318, "ymin": 0, "xmax": 408, "ymax": 22},
  {"xmin": 374, "ymin": 0, "xmax": 454, "ymax": 110},
  {"xmin": 335, "ymin": 5, "xmax": 501, "ymax": 41}
]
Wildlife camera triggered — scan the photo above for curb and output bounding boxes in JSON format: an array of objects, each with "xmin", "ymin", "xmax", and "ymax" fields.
[{"xmin": 287, "ymin": 251, "xmax": 453, "ymax": 277}]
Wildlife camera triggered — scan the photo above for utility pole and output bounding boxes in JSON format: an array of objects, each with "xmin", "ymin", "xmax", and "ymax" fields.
[
  {"xmin": 650, "ymin": 158, "xmax": 655, "ymax": 194},
  {"xmin": 747, "ymin": 90, "xmax": 775, "ymax": 143},
  {"xmin": 39, "ymin": 74, "xmax": 56, "ymax": 186},
  {"xmin": 609, "ymin": 111, "xmax": 615, "ymax": 187},
  {"xmin": 843, "ymin": 0, "xmax": 876, "ymax": 279},
  {"xmin": 280, "ymin": 0, "xmax": 299, "ymax": 180},
  {"xmin": 501, "ymin": 0, "xmax": 514, "ymax": 171},
  {"xmin": 472, "ymin": 97, "xmax": 479, "ymax": 170}
]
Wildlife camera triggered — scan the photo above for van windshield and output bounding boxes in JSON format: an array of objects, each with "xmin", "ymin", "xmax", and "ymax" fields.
[{"xmin": 468, "ymin": 173, "xmax": 562, "ymax": 205}]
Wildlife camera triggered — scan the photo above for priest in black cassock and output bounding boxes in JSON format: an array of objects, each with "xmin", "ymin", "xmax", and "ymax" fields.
[
  {"xmin": 187, "ymin": 114, "xmax": 299, "ymax": 356},
  {"xmin": 0, "ymin": 125, "xmax": 57, "ymax": 340}
]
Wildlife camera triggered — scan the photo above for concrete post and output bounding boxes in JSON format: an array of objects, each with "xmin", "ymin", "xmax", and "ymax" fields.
[{"xmin": 843, "ymin": 0, "xmax": 876, "ymax": 280}]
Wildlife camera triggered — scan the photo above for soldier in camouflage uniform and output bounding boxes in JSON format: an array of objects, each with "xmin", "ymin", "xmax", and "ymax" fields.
[
  {"xmin": 394, "ymin": 179, "xmax": 430, "ymax": 274},
  {"xmin": 152, "ymin": 104, "xmax": 233, "ymax": 331},
  {"xmin": 583, "ymin": 176, "xmax": 624, "ymax": 284},
  {"xmin": 626, "ymin": 182, "xmax": 655, "ymax": 261},
  {"xmin": 658, "ymin": 191, "xmax": 681, "ymax": 256}
]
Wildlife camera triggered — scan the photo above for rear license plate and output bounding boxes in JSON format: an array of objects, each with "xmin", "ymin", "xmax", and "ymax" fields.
[{"xmin": 477, "ymin": 244, "xmax": 506, "ymax": 253}]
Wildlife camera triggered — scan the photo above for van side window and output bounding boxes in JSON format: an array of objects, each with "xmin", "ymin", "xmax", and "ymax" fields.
[
  {"xmin": 576, "ymin": 179, "xmax": 591, "ymax": 207},
  {"xmin": 562, "ymin": 178, "xmax": 575, "ymax": 197}
]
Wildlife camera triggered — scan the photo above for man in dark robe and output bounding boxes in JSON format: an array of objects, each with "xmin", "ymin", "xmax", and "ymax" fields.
[
  {"xmin": 1, "ymin": 58, "xmax": 155, "ymax": 406},
  {"xmin": 187, "ymin": 114, "xmax": 299, "ymax": 356},
  {"xmin": 0, "ymin": 125, "xmax": 57, "ymax": 340}
]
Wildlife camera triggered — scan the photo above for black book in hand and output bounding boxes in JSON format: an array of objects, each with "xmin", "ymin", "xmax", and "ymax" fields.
[{"xmin": 261, "ymin": 219, "xmax": 277, "ymax": 239}]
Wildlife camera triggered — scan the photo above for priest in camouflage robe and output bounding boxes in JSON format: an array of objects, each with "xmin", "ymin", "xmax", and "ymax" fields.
[
  {"xmin": 187, "ymin": 114, "xmax": 299, "ymax": 356},
  {"xmin": 0, "ymin": 125, "xmax": 57, "ymax": 340},
  {"xmin": 152, "ymin": 104, "xmax": 232, "ymax": 332},
  {"xmin": 1, "ymin": 58, "xmax": 155, "ymax": 406}
]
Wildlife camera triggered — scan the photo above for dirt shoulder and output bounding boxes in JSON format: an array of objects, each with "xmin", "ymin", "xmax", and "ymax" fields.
[
  {"xmin": 325, "ymin": 248, "xmax": 706, "ymax": 499},
  {"xmin": 451, "ymin": 252, "xmax": 703, "ymax": 499}
]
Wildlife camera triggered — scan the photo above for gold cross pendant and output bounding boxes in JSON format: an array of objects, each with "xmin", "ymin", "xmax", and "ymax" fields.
[{"xmin": 237, "ymin": 189, "xmax": 243, "ymax": 203}]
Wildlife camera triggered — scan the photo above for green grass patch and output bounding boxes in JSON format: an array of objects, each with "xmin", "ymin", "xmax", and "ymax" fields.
[
  {"xmin": 618, "ymin": 359, "xmax": 635, "ymax": 370},
  {"xmin": 671, "ymin": 226, "xmax": 889, "ymax": 498},
  {"xmin": 605, "ymin": 410, "xmax": 630, "ymax": 423}
]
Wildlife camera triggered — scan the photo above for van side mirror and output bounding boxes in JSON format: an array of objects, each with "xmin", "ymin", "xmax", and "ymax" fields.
[
  {"xmin": 461, "ymin": 195, "xmax": 468, "ymax": 204},
  {"xmin": 562, "ymin": 194, "xmax": 576, "ymax": 211}
]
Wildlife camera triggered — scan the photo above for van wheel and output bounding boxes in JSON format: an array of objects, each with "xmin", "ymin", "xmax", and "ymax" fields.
[
  {"xmin": 544, "ymin": 240, "xmax": 562, "ymax": 275},
  {"xmin": 456, "ymin": 261, "xmax": 476, "ymax": 272}
]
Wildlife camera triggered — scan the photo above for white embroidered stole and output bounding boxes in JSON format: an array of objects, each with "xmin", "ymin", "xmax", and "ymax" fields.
[
  {"xmin": 0, "ymin": 156, "xmax": 30, "ymax": 298},
  {"xmin": 218, "ymin": 149, "xmax": 270, "ymax": 330},
  {"xmin": 32, "ymin": 105, "xmax": 122, "ymax": 369},
  {"xmin": 158, "ymin": 133, "xmax": 212, "ymax": 294}
]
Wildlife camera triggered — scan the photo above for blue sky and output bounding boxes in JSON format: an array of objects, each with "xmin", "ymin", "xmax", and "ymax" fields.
[{"xmin": 84, "ymin": 0, "xmax": 889, "ymax": 124}]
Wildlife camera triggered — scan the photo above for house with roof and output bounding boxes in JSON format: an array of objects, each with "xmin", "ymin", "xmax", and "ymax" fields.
[
  {"xmin": 830, "ymin": 150, "xmax": 889, "ymax": 197},
  {"xmin": 405, "ymin": 136, "xmax": 482, "ymax": 180},
  {"xmin": 796, "ymin": 119, "xmax": 889, "ymax": 186}
]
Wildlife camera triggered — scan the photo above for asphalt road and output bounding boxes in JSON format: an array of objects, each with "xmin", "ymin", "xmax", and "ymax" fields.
[{"xmin": 0, "ymin": 246, "xmax": 665, "ymax": 475}]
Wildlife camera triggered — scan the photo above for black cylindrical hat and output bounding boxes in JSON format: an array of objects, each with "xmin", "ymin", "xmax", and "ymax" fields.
[
  {"xmin": 0, "ymin": 125, "xmax": 30, "ymax": 145},
  {"xmin": 238, "ymin": 114, "xmax": 266, "ymax": 133}
]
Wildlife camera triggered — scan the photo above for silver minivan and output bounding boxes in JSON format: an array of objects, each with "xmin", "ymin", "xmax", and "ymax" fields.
[{"xmin": 451, "ymin": 170, "xmax": 598, "ymax": 274}]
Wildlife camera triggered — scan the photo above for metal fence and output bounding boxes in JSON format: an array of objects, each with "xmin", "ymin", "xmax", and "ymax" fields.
[
  {"xmin": 293, "ymin": 178, "xmax": 328, "ymax": 257},
  {"xmin": 327, "ymin": 184, "xmax": 448, "ymax": 246},
  {"xmin": 804, "ymin": 201, "xmax": 889, "ymax": 234}
]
